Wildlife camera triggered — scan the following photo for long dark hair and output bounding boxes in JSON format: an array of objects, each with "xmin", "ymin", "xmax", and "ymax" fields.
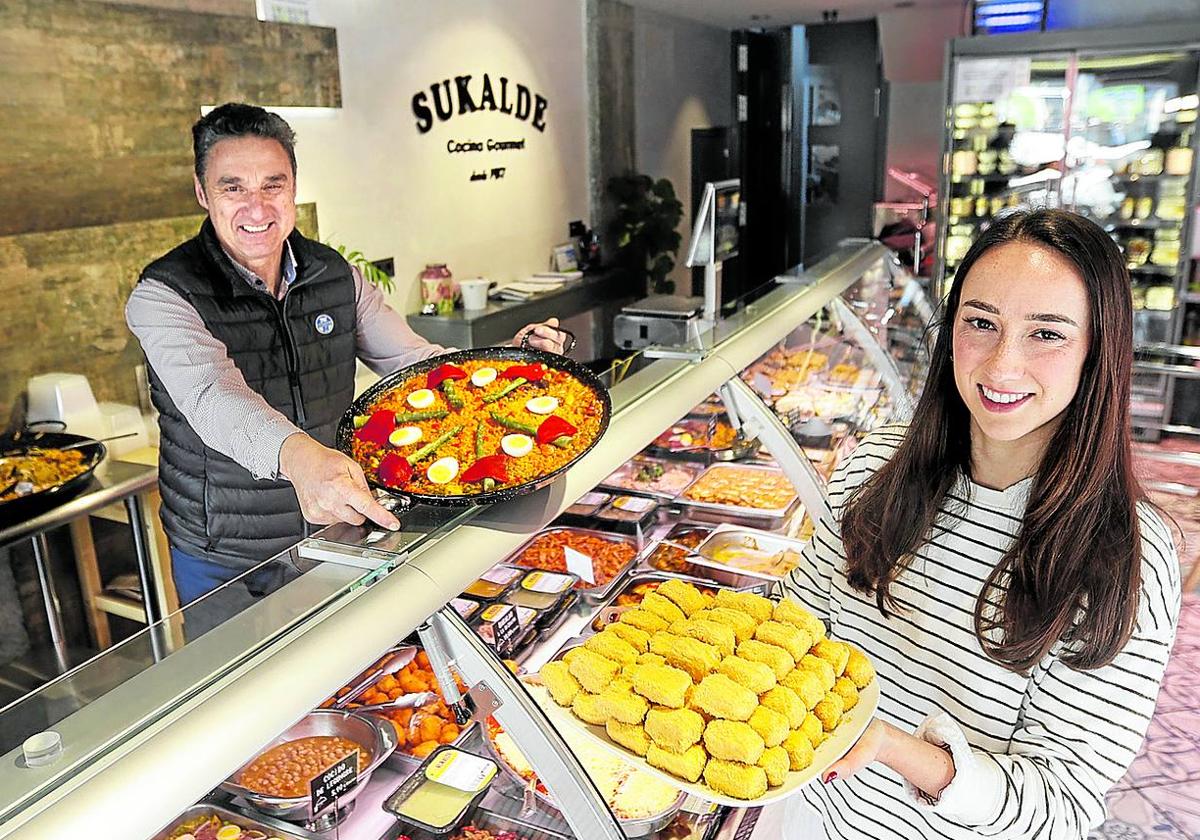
[{"xmin": 842, "ymin": 208, "xmax": 1143, "ymax": 672}]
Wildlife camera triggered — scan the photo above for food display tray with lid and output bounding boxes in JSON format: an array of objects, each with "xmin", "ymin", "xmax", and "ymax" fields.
[
  {"xmin": 687, "ymin": 524, "xmax": 808, "ymax": 586},
  {"xmin": 673, "ymin": 463, "xmax": 801, "ymax": 531},
  {"xmin": 506, "ymin": 526, "xmax": 643, "ymax": 604}
]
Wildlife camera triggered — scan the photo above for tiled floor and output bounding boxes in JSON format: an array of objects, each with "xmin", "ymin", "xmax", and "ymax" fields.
[{"xmin": 1091, "ymin": 593, "xmax": 1200, "ymax": 839}]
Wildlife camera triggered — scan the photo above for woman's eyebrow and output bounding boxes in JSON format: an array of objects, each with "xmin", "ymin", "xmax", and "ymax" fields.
[
  {"xmin": 961, "ymin": 298, "xmax": 999, "ymax": 313},
  {"xmin": 1026, "ymin": 312, "xmax": 1079, "ymax": 327}
]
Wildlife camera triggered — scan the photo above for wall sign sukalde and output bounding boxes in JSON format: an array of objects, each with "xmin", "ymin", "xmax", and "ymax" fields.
[
  {"xmin": 411, "ymin": 73, "xmax": 547, "ymax": 183},
  {"xmin": 412, "ymin": 73, "xmax": 548, "ymax": 133}
]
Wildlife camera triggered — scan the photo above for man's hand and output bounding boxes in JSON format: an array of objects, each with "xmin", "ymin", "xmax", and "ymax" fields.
[
  {"xmin": 512, "ymin": 317, "xmax": 570, "ymax": 354},
  {"xmin": 278, "ymin": 433, "xmax": 400, "ymax": 531}
]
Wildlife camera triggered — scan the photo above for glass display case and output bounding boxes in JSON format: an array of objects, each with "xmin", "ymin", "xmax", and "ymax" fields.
[
  {"xmin": 936, "ymin": 24, "xmax": 1200, "ymax": 438},
  {"xmin": 0, "ymin": 241, "xmax": 920, "ymax": 840}
]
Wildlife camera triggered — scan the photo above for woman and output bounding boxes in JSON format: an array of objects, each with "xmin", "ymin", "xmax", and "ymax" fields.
[{"xmin": 784, "ymin": 209, "xmax": 1180, "ymax": 839}]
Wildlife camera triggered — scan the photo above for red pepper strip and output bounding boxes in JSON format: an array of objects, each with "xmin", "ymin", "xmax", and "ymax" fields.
[
  {"xmin": 462, "ymin": 454, "xmax": 509, "ymax": 483},
  {"xmin": 378, "ymin": 452, "xmax": 413, "ymax": 487},
  {"xmin": 536, "ymin": 416, "xmax": 578, "ymax": 445},
  {"xmin": 354, "ymin": 410, "xmax": 396, "ymax": 446},
  {"xmin": 499, "ymin": 363, "xmax": 546, "ymax": 382},
  {"xmin": 426, "ymin": 363, "xmax": 468, "ymax": 389}
]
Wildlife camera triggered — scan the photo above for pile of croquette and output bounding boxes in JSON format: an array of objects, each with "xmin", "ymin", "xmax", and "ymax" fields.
[{"xmin": 537, "ymin": 579, "xmax": 876, "ymax": 800}]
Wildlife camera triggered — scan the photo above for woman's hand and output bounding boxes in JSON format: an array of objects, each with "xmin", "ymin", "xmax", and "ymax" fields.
[
  {"xmin": 822, "ymin": 719, "xmax": 893, "ymax": 784},
  {"xmin": 822, "ymin": 718, "xmax": 956, "ymax": 803},
  {"xmin": 512, "ymin": 317, "xmax": 570, "ymax": 354}
]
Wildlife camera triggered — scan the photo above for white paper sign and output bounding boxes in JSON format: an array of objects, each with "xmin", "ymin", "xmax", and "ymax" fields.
[
  {"xmin": 563, "ymin": 546, "xmax": 595, "ymax": 584},
  {"xmin": 953, "ymin": 57, "xmax": 1031, "ymax": 104}
]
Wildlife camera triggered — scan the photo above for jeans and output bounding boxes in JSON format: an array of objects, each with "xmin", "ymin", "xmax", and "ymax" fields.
[{"xmin": 170, "ymin": 546, "xmax": 245, "ymax": 606}]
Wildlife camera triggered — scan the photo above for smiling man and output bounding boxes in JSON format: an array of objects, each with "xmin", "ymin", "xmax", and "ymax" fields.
[{"xmin": 127, "ymin": 103, "xmax": 568, "ymax": 606}]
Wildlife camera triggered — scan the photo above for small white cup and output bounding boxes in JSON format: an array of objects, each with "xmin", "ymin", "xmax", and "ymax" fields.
[{"xmin": 459, "ymin": 277, "xmax": 493, "ymax": 310}]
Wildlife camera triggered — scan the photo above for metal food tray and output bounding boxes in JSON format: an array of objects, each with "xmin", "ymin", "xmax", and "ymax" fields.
[
  {"xmin": 383, "ymin": 720, "xmax": 479, "ymax": 774},
  {"xmin": 220, "ymin": 709, "xmax": 396, "ymax": 821},
  {"xmin": 673, "ymin": 462, "xmax": 801, "ymax": 531},
  {"xmin": 588, "ymin": 573, "xmax": 722, "ymax": 631},
  {"xmin": 507, "ymin": 526, "xmax": 643, "ymax": 604},
  {"xmin": 153, "ymin": 802, "xmax": 324, "ymax": 840},
  {"xmin": 596, "ymin": 455, "xmax": 704, "ymax": 501},
  {"xmin": 689, "ymin": 525, "xmax": 807, "ymax": 587},
  {"xmin": 334, "ymin": 645, "xmax": 418, "ymax": 708},
  {"xmin": 482, "ymin": 717, "xmax": 685, "ymax": 837}
]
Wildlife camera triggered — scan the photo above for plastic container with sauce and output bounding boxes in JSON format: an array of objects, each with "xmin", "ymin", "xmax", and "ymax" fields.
[
  {"xmin": 506, "ymin": 570, "xmax": 578, "ymax": 610},
  {"xmin": 565, "ymin": 491, "xmax": 611, "ymax": 517},
  {"xmin": 384, "ymin": 744, "xmax": 497, "ymax": 834},
  {"xmin": 595, "ymin": 494, "xmax": 659, "ymax": 535},
  {"xmin": 462, "ymin": 565, "xmax": 523, "ymax": 600}
]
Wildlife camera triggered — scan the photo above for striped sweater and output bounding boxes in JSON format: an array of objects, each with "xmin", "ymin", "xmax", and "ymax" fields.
[{"xmin": 784, "ymin": 425, "xmax": 1181, "ymax": 839}]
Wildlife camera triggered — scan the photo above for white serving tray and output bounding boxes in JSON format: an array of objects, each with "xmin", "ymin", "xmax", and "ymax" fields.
[{"xmin": 523, "ymin": 676, "xmax": 879, "ymax": 807}]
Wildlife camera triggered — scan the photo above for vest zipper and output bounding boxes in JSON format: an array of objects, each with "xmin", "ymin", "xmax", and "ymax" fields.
[{"xmin": 274, "ymin": 295, "xmax": 308, "ymax": 427}]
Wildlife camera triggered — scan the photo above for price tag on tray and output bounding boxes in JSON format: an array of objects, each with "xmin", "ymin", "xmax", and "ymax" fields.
[
  {"xmin": 491, "ymin": 604, "xmax": 523, "ymax": 657},
  {"xmin": 309, "ymin": 751, "xmax": 359, "ymax": 817},
  {"xmin": 563, "ymin": 546, "xmax": 595, "ymax": 584}
]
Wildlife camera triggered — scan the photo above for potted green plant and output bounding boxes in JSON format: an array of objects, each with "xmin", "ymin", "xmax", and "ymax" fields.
[
  {"xmin": 328, "ymin": 242, "xmax": 394, "ymax": 294},
  {"xmin": 607, "ymin": 174, "xmax": 684, "ymax": 295}
]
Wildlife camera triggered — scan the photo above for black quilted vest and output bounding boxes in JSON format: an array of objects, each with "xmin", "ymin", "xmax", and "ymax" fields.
[{"xmin": 140, "ymin": 219, "xmax": 357, "ymax": 569}]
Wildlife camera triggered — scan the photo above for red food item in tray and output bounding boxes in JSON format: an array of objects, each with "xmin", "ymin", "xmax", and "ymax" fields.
[
  {"xmin": 537, "ymin": 415, "xmax": 578, "ymax": 444},
  {"xmin": 514, "ymin": 530, "xmax": 636, "ymax": 587},
  {"xmin": 499, "ymin": 363, "xmax": 546, "ymax": 382},
  {"xmin": 378, "ymin": 452, "xmax": 414, "ymax": 486},
  {"xmin": 426, "ymin": 363, "xmax": 468, "ymax": 389},
  {"xmin": 354, "ymin": 409, "xmax": 396, "ymax": 446},
  {"xmin": 462, "ymin": 454, "xmax": 509, "ymax": 483}
]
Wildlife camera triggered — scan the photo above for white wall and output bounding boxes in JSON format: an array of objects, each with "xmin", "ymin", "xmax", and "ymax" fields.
[
  {"xmin": 284, "ymin": 1, "xmax": 588, "ymax": 313},
  {"xmin": 633, "ymin": 7, "xmax": 731, "ymax": 293}
]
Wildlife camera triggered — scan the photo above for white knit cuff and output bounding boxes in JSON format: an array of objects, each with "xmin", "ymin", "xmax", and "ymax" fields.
[{"xmin": 903, "ymin": 711, "xmax": 1006, "ymax": 825}]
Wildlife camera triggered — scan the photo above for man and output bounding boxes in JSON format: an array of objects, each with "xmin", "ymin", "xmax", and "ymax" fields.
[{"xmin": 127, "ymin": 103, "xmax": 568, "ymax": 605}]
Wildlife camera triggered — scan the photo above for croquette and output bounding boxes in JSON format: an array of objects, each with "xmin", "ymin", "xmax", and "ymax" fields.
[
  {"xmin": 646, "ymin": 743, "xmax": 707, "ymax": 783},
  {"xmin": 813, "ymin": 691, "xmax": 844, "ymax": 731},
  {"xmin": 606, "ymin": 720, "xmax": 651, "ymax": 756},
  {"xmin": 714, "ymin": 588, "xmax": 774, "ymax": 623},
  {"xmin": 773, "ymin": 599, "xmax": 826, "ymax": 642},
  {"xmin": 758, "ymin": 745, "xmax": 789, "ymax": 786},
  {"xmin": 747, "ymin": 705, "xmax": 789, "ymax": 748},
  {"xmin": 697, "ymin": 607, "xmax": 758, "ymax": 643},
  {"xmin": 638, "ymin": 651, "xmax": 668, "ymax": 667},
  {"xmin": 584, "ymin": 629, "xmax": 639, "ymax": 665},
  {"xmin": 844, "ymin": 645, "xmax": 876, "ymax": 689},
  {"xmin": 564, "ymin": 646, "xmax": 621, "ymax": 694},
  {"xmin": 703, "ymin": 758, "xmax": 768, "ymax": 800},
  {"xmin": 812, "ymin": 638, "xmax": 850, "ymax": 676},
  {"xmin": 690, "ymin": 674, "xmax": 758, "ymax": 722},
  {"xmin": 619, "ymin": 608, "xmax": 669, "ymax": 634},
  {"xmin": 799, "ymin": 712, "xmax": 824, "ymax": 748},
  {"xmin": 759, "ymin": 686, "xmax": 805, "ymax": 728},
  {"xmin": 782, "ymin": 729, "xmax": 815, "ymax": 771},
  {"xmin": 754, "ymin": 620, "xmax": 813, "ymax": 662},
  {"xmin": 798, "ymin": 654, "xmax": 836, "ymax": 692},
  {"xmin": 641, "ymin": 591, "xmax": 687, "ymax": 624},
  {"xmin": 704, "ymin": 719, "xmax": 765, "ymax": 764},
  {"xmin": 630, "ymin": 662, "xmax": 692, "ymax": 708},
  {"xmin": 780, "ymin": 667, "xmax": 824, "ymax": 710},
  {"xmin": 670, "ymin": 618, "xmax": 737, "ymax": 656},
  {"xmin": 606, "ymin": 621, "xmax": 651, "ymax": 653},
  {"xmin": 538, "ymin": 659, "xmax": 580, "ymax": 706},
  {"xmin": 656, "ymin": 578, "xmax": 709, "ymax": 616},
  {"xmin": 649, "ymin": 632, "xmax": 722, "ymax": 683},
  {"xmin": 644, "ymin": 707, "xmax": 706, "ymax": 752},
  {"xmin": 571, "ymin": 691, "xmax": 609, "ymax": 725},
  {"xmin": 833, "ymin": 675, "xmax": 859, "ymax": 711},
  {"xmin": 596, "ymin": 684, "xmax": 649, "ymax": 725},
  {"xmin": 718, "ymin": 655, "xmax": 777, "ymax": 694},
  {"xmin": 736, "ymin": 639, "xmax": 795, "ymax": 679}
]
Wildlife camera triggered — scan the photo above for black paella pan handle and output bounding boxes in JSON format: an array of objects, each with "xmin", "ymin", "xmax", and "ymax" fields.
[{"xmin": 520, "ymin": 325, "xmax": 576, "ymax": 355}]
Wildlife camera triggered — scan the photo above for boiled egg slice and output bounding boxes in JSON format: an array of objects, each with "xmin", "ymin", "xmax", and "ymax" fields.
[
  {"xmin": 407, "ymin": 388, "xmax": 436, "ymax": 409},
  {"xmin": 501, "ymin": 434, "xmax": 534, "ymax": 458},
  {"xmin": 216, "ymin": 827, "xmax": 244, "ymax": 840},
  {"xmin": 525, "ymin": 395, "xmax": 559, "ymax": 415},
  {"xmin": 427, "ymin": 457, "xmax": 459, "ymax": 484},
  {"xmin": 471, "ymin": 366, "xmax": 498, "ymax": 387},
  {"xmin": 388, "ymin": 426, "xmax": 422, "ymax": 447}
]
